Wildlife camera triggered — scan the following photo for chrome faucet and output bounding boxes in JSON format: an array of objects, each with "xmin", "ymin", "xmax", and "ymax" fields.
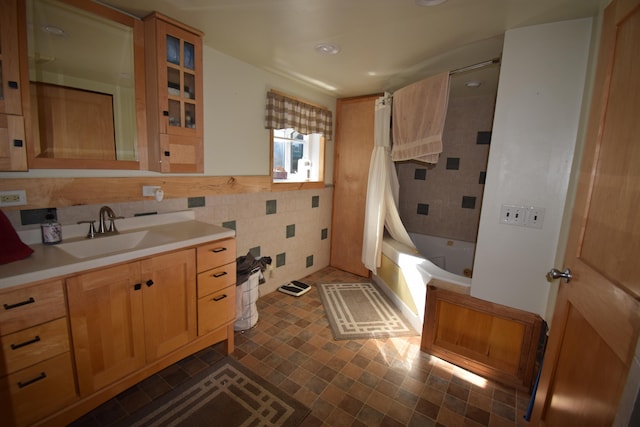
[{"xmin": 97, "ymin": 206, "xmax": 123, "ymax": 234}]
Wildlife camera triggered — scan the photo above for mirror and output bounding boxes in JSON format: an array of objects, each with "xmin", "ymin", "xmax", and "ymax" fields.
[{"xmin": 24, "ymin": 0, "xmax": 146, "ymax": 169}]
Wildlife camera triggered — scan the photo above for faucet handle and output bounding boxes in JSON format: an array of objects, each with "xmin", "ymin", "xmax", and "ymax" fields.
[{"xmin": 78, "ymin": 220, "xmax": 97, "ymax": 238}]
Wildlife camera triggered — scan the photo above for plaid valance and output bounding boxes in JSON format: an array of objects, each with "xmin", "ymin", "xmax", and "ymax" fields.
[{"xmin": 264, "ymin": 91, "xmax": 333, "ymax": 141}]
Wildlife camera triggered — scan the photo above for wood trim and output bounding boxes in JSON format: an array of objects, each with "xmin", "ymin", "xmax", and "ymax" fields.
[{"xmin": 0, "ymin": 176, "xmax": 274, "ymax": 210}]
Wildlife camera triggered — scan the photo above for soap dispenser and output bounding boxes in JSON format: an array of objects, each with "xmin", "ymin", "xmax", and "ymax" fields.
[{"xmin": 41, "ymin": 213, "xmax": 62, "ymax": 245}]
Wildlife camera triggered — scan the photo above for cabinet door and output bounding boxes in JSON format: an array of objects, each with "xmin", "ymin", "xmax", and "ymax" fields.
[
  {"xmin": 141, "ymin": 249, "xmax": 196, "ymax": 361},
  {"xmin": 67, "ymin": 263, "xmax": 145, "ymax": 396},
  {"xmin": 0, "ymin": 114, "xmax": 27, "ymax": 170},
  {"xmin": 0, "ymin": 0, "xmax": 23, "ymax": 116}
]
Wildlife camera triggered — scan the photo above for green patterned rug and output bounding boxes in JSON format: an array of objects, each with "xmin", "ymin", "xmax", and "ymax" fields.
[{"xmin": 116, "ymin": 357, "xmax": 309, "ymax": 426}]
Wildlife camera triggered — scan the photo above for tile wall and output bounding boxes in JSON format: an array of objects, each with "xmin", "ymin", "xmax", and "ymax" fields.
[
  {"xmin": 397, "ymin": 94, "xmax": 496, "ymax": 243},
  {"xmin": 5, "ymin": 187, "xmax": 333, "ymax": 295}
]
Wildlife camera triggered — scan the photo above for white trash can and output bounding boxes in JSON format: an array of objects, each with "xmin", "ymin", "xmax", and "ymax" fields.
[{"xmin": 234, "ymin": 267, "xmax": 260, "ymax": 331}]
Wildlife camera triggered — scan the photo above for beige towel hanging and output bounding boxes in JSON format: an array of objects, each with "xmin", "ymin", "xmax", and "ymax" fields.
[{"xmin": 391, "ymin": 71, "xmax": 450, "ymax": 164}]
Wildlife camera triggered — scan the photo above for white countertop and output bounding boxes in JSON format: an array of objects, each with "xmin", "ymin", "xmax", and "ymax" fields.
[{"xmin": 0, "ymin": 211, "xmax": 235, "ymax": 290}]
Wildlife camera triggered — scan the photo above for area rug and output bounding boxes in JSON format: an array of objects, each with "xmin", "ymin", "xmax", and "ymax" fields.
[
  {"xmin": 318, "ymin": 282, "xmax": 418, "ymax": 340},
  {"xmin": 116, "ymin": 357, "xmax": 310, "ymax": 427}
]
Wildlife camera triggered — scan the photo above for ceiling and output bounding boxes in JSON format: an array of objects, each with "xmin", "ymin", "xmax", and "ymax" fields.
[{"xmin": 96, "ymin": 0, "xmax": 602, "ymax": 98}]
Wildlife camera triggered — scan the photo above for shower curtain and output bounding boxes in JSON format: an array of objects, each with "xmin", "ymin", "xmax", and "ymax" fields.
[{"xmin": 361, "ymin": 96, "xmax": 415, "ymax": 274}]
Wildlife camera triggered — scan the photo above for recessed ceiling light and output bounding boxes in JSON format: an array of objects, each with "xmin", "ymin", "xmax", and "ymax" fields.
[
  {"xmin": 315, "ymin": 43, "xmax": 340, "ymax": 55},
  {"xmin": 464, "ymin": 80, "xmax": 482, "ymax": 88},
  {"xmin": 415, "ymin": 0, "xmax": 448, "ymax": 6}
]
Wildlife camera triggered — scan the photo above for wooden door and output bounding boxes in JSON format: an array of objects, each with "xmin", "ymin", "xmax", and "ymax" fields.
[
  {"xmin": 141, "ymin": 249, "xmax": 196, "ymax": 361},
  {"xmin": 67, "ymin": 262, "xmax": 146, "ymax": 396},
  {"xmin": 330, "ymin": 95, "xmax": 378, "ymax": 277},
  {"xmin": 531, "ymin": 1, "xmax": 640, "ymax": 425}
]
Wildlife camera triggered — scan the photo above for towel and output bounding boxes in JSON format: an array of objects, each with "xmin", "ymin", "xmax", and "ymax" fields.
[
  {"xmin": 391, "ymin": 71, "xmax": 450, "ymax": 164},
  {"xmin": 0, "ymin": 210, "xmax": 34, "ymax": 265}
]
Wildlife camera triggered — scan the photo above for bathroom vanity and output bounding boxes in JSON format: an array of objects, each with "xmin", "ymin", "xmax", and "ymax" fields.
[{"xmin": 0, "ymin": 211, "xmax": 236, "ymax": 426}]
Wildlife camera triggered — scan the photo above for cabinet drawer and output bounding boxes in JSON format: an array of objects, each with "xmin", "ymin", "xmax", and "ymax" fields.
[
  {"xmin": 197, "ymin": 238, "xmax": 236, "ymax": 272},
  {"xmin": 198, "ymin": 285, "xmax": 235, "ymax": 335},
  {"xmin": 0, "ymin": 280, "xmax": 66, "ymax": 336},
  {"xmin": 0, "ymin": 317, "xmax": 70, "ymax": 377},
  {"xmin": 197, "ymin": 262, "xmax": 236, "ymax": 297},
  {"xmin": 1, "ymin": 352, "xmax": 77, "ymax": 427}
]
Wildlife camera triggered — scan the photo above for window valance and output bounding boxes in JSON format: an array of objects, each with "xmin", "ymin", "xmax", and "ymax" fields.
[{"xmin": 264, "ymin": 91, "xmax": 333, "ymax": 141}]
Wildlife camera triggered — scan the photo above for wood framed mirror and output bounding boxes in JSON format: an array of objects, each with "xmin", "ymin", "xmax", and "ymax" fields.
[{"xmin": 20, "ymin": 0, "xmax": 147, "ymax": 170}]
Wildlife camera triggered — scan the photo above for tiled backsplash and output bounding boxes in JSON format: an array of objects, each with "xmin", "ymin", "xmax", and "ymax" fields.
[
  {"xmin": 397, "ymin": 95, "xmax": 495, "ymax": 243},
  {"xmin": 5, "ymin": 187, "xmax": 333, "ymax": 295}
]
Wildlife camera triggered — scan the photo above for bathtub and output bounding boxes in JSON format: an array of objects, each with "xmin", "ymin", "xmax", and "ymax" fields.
[
  {"xmin": 408, "ymin": 232, "xmax": 476, "ymax": 278},
  {"xmin": 372, "ymin": 235, "xmax": 471, "ymax": 333}
]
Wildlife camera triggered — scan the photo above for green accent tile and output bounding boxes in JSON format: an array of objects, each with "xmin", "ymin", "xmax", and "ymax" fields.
[
  {"xmin": 306, "ymin": 255, "xmax": 314, "ymax": 268},
  {"xmin": 417, "ymin": 203, "xmax": 429, "ymax": 216},
  {"xmin": 266, "ymin": 199, "xmax": 277, "ymax": 215},
  {"xmin": 312, "ymin": 195, "xmax": 320, "ymax": 208},
  {"xmin": 286, "ymin": 224, "xmax": 296, "ymax": 238},
  {"xmin": 414, "ymin": 168, "xmax": 427, "ymax": 180},
  {"xmin": 187, "ymin": 196, "xmax": 205, "ymax": 208},
  {"xmin": 276, "ymin": 252, "xmax": 286, "ymax": 267},
  {"xmin": 321, "ymin": 228, "xmax": 328, "ymax": 240},
  {"xmin": 222, "ymin": 220, "xmax": 236, "ymax": 230},
  {"xmin": 249, "ymin": 246, "xmax": 261, "ymax": 257}
]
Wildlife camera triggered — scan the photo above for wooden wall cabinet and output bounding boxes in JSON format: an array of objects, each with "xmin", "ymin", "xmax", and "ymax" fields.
[
  {"xmin": 144, "ymin": 12, "xmax": 204, "ymax": 173},
  {"xmin": 66, "ymin": 249, "xmax": 196, "ymax": 396},
  {"xmin": 422, "ymin": 286, "xmax": 544, "ymax": 391},
  {"xmin": 0, "ymin": 280, "xmax": 77, "ymax": 427},
  {"xmin": 330, "ymin": 95, "xmax": 379, "ymax": 277},
  {"xmin": 0, "ymin": 0, "xmax": 27, "ymax": 171}
]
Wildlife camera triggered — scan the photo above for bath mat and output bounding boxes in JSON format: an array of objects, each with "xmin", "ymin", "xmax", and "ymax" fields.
[
  {"xmin": 318, "ymin": 282, "xmax": 418, "ymax": 340},
  {"xmin": 115, "ymin": 357, "xmax": 310, "ymax": 427}
]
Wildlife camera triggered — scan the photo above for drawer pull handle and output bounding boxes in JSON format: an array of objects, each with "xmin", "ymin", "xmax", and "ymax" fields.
[
  {"xmin": 213, "ymin": 294, "xmax": 227, "ymax": 302},
  {"xmin": 212, "ymin": 271, "xmax": 228, "ymax": 278},
  {"xmin": 211, "ymin": 247, "xmax": 227, "ymax": 253},
  {"xmin": 18, "ymin": 372, "xmax": 47, "ymax": 389},
  {"xmin": 134, "ymin": 283, "xmax": 142, "ymax": 291},
  {"xmin": 4, "ymin": 297, "xmax": 35, "ymax": 310},
  {"xmin": 146, "ymin": 279, "xmax": 154, "ymax": 287},
  {"xmin": 11, "ymin": 336, "xmax": 41, "ymax": 350}
]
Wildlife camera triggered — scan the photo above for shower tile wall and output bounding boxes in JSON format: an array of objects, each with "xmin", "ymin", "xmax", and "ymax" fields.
[
  {"xmin": 7, "ymin": 188, "xmax": 333, "ymax": 294},
  {"xmin": 398, "ymin": 95, "xmax": 495, "ymax": 243}
]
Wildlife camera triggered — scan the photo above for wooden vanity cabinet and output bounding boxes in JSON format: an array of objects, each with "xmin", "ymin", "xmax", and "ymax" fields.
[
  {"xmin": 66, "ymin": 248, "xmax": 196, "ymax": 396},
  {"xmin": 196, "ymin": 238, "xmax": 236, "ymax": 335},
  {"xmin": 0, "ymin": 0, "xmax": 28, "ymax": 171},
  {"xmin": 0, "ymin": 279, "xmax": 77, "ymax": 427},
  {"xmin": 144, "ymin": 12, "xmax": 204, "ymax": 173}
]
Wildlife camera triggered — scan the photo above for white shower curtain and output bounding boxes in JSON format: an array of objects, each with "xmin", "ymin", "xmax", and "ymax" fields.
[{"xmin": 362, "ymin": 96, "xmax": 415, "ymax": 274}]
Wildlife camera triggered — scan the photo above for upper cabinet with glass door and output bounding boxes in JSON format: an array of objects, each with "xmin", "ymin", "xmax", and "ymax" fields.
[
  {"xmin": 144, "ymin": 13, "xmax": 204, "ymax": 173},
  {"xmin": 0, "ymin": 0, "xmax": 28, "ymax": 170}
]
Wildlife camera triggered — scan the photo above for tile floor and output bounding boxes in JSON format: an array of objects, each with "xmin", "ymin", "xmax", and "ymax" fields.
[{"xmin": 71, "ymin": 266, "xmax": 532, "ymax": 426}]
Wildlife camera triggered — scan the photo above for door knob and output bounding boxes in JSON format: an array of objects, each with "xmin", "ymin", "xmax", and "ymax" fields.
[{"xmin": 546, "ymin": 267, "xmax": 572, "ymax": 283}]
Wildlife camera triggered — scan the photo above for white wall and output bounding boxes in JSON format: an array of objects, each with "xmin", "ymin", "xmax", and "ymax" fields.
[
  {"xmin": 202, "ymin": 47, "xmax": 337, "ymax": 180},
  {"xmin": 471, "ymin": 18, "xmax": 593, "ymax": 318}
]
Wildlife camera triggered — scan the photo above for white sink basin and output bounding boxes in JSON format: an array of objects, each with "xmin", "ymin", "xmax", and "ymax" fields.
[{"xmin": 56, "ymin": 230, "xmax": 163, "ymax": 259}]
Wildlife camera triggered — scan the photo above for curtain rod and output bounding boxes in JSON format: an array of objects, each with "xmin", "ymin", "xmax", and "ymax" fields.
[{"xmin": 449, "ymin": 57, "xmax": 501, "ymax": 75}]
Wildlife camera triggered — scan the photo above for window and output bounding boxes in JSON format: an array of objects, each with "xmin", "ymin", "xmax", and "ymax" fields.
[
  {"xmin": 264, "ymin": 90, "xmax": 331, "ymax": 185},
  {"xmin": 272, "ymin": 128, "xmax": 324, "ymax": 182}
]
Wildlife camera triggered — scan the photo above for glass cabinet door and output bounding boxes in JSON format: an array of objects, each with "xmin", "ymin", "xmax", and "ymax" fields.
[{"xmin": 165, "ymin": 34, "xmax": 198, "ymax": 133}]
